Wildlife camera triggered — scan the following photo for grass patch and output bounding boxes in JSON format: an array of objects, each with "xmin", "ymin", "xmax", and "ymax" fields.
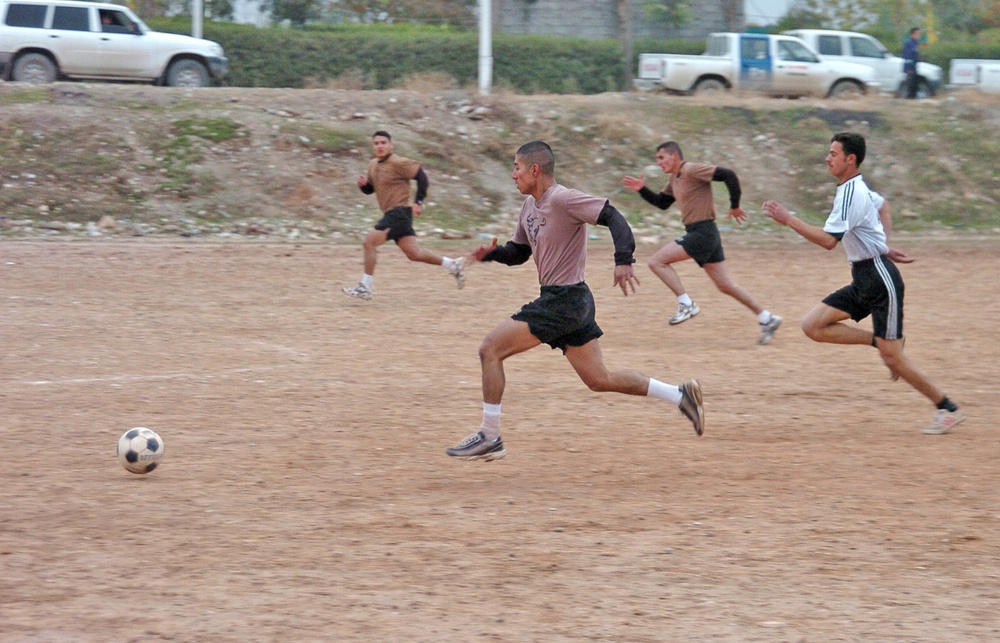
[
  {"xmin": 0, "ymin": 87, "xmax": 51, "ymax": 106},
  {"xmin": 281, "ymin": 123, "xmax": 369, "ymax": 154}
]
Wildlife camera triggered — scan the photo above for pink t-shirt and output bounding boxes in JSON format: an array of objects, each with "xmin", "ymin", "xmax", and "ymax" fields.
[{"xmin": 511, "ymin": 184, "xmax": 606, "ymax": 286}]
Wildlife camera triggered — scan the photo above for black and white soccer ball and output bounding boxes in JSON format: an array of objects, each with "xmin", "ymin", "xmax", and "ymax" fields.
[{"xmin": 116, "ymin": 427, "xmax": 165, "ymax": 474}]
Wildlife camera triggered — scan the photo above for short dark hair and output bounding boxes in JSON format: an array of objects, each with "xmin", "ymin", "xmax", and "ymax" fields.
[
  {"xmin": 515, "ymin": 140, "xmax": 555, "ymax": 175},
  {"xmin": 831, "ymin": 132, "xmax": 866, "ymax": 166},
  {"xmin": 910, "ymin": 27, "xmax": 921, "ymax": 36},
  {"xmin": 656, "ymin": 141, "xmax": 684, "ymax": 159},
  {"xmin": 372, "ymin": 130, "xmax": 391, "ymax": 140}
]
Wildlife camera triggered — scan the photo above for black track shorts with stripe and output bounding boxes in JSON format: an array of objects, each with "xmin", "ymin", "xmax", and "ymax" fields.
[
  {"xmin": 512, "ymin": 282, "xmax": 603, "ymax": 353},
  {"xmin": 822, "ymin": 255, "xmax": 905, "ymax": 341}
]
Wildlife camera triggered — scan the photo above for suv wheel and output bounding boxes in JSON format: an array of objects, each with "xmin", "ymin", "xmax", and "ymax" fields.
[
  {"xmin": 166, "ymin": 59, "xmax": 209, "ymax": 88},
  {"xmin": 12, "ymin": 53, "xmax": 58, "ymax": 84}
]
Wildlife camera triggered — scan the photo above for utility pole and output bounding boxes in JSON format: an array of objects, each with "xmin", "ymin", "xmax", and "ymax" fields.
[
  {"xmin": 619, "ymin": 0, "xmax": 633, "ymax": 88},
  {"xmin": 192, "ymin": 0, "xmax": 203, "ymax": 39},
  {"xmin": 478, "ymin": 0, "xmax": 493, "ymax": 95}
]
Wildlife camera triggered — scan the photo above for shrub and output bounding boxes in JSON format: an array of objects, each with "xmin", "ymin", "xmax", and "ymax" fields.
[{"xmin": 147, "ymin": 19, "xmax": 708, "ymax": 93}]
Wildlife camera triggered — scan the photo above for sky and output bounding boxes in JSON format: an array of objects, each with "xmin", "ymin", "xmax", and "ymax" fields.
[{"xmin": 744, "ymin": 0, "xmax": 793, "ymax": 26}]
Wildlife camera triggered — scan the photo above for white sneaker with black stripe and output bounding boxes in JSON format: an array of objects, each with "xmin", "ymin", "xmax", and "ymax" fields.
[
  {"xmin": 449, "ymin": 257, "xmax": 466, "ymax": 289},
  {"xmin": 669, "ymin": 302, "xmax": 700, "ymax": 325},
  {"xmin": 445, "ymin": 431, "xmax": 506, "ymax": 461},
  {"xmin": 758, "ymin": 315, "xmax": 782, "ymax": 345},
  {"xmin": 342, "ymin": 282, "xmax": 372, "ymax": 300}
]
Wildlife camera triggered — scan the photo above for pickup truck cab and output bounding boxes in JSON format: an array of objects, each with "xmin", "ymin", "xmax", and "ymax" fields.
[
  {"xmin": 0, "ymin": 0, "xmax": 228, "ymax": 86},
  {"xmin": 782, "ymin": 29, "xmax": 943, "ymax": 98},
  {"xmin": 637, "ymin": 33, "xmax": 876, "ymax": 98}
]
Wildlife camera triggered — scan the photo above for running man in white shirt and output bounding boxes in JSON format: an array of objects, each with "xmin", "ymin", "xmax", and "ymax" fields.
[{"xmin": 763, "ymin": 132, "xmax": 965, "ymax": 435}]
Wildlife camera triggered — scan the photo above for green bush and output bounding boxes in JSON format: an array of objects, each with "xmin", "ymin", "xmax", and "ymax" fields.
[{"xmin": 146, "ymin": 19, "xmax": 707, "ymax": 93}]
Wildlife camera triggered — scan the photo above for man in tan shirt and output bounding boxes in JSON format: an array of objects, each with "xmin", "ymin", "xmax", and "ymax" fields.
[
  {"xmin": 622, "ymin": 141, "xmax": 782, "ymax": 345},
  {"xmin": 342, "ymin": 131, "xmax": 465, "ymax": 300}
]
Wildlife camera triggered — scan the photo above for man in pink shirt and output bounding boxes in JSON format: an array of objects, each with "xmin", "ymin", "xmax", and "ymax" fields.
[{"xmin": 445, "ymin": 141, "xmax": 704, "ymax": 461}]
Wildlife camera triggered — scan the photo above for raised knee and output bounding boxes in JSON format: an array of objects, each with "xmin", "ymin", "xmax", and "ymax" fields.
[
  {"xmin": 479, "ymin": 341, "xmax": 498, "ymax": 363},
  {"xmin": 801, "ymin": 319, "xmax": 821, "ymax": 340}
]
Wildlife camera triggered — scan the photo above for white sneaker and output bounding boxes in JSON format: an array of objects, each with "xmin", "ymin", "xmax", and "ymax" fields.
[
  {"xmin": 923, "ymin": 409, "xmax": 966, "ymax": 435},
  {"xmin": 669, "ymin": 302, "xmax": 700, "ymax": 325},
  {"xmin": 342, "ymin": 282, "xmax": 372, "ymax": 300},
  {"xmin": 449, "ymin": 257, "xmax": 466, "ymax": 289},
  {"xmin": 758, "ymin": 315, "xmax": 782, "ymax": 345}
]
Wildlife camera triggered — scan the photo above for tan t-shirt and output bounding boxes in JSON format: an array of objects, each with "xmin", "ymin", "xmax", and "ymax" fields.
[
  {"xmin": 661, "ymin": 161, "xmax": 717, "ymax": 226},
  {"xmin": 511, "ymin": 184, "xmax": 606, "ymax": 286},
  {"xmin": 366, "ymin": 154, "xmax": 422, "ymax": 213}
]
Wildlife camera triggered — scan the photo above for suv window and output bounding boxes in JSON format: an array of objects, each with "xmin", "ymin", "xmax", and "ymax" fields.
[
  {"xmin": 51, "ymin": 5, "xmax": 89, "ymax": 31},
  {"xmin": 817, "ymin": 35, "xmax": 842, "ymax": 56},
  {"xmin": 98, "ymin": 8, "xmax": 133, "ymax": 33},
  {"xmin": 849, "ymin": 36, "xmax": 883, "ymax": 59},
  {"xmin": 4, "ymin": 3, "xmax": 47, "ymax": 27}
]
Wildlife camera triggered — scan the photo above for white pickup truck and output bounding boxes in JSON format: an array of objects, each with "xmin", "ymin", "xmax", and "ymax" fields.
[
  {"xmin": 783, "ymin": 29, "xmax": 943, "ymax": 98},
  {"xmin": 948, "ymin": 59, "xmax": 1000, "ymax": 94},
  {"xmin": 636, "ymin": 32, "xmax": 877, "ymax": 98}
]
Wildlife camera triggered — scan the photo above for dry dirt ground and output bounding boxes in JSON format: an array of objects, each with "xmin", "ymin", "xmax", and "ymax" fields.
[{"xmin": 1, "ymin": 237, "xmax": 998, "ymax": 641}]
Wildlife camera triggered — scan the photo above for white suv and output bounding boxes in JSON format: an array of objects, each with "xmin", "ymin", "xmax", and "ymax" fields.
[
  {"xmin": 783, "ymin": 29, "xmax": 942, "ymax": 98},
  {"xmin": 0, "ymin": 0, "xmax": 228, "ymax": 86}
]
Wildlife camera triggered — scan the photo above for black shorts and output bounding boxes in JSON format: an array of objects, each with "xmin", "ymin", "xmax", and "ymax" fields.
[
  {"xmin": 374, "ymin": 206, "xmax": 416, "ymax": 242},
  {"xmin": 512, "ymin": 282, "xmax": 603, "ymax": 353},
  {"xmin": 676, "ymin": 219, "xmax": 725, "ymax": 266},
  {"xmin": 822, "ymin": 255, "xmax": 905, "ymax": 340}
]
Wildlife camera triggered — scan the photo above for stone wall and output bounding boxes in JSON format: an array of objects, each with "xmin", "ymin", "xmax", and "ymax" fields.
[{"xmin": 494, "ymin": 0, "xmax": 743, "ymax": 40}]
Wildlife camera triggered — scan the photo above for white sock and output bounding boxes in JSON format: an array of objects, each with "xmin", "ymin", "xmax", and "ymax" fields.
[
  {"xmin": 361, "ymin": 274, "xmax": 373, "ymax": 289},
  {"xmin": 678, "ymin": 294, "xmax": 693, "ymax": 307},
  {"xmin": 480, "ymin": 403, "xmax": 501, "ymax": 440},
  {"xmin": 647, "ymin": 378, "xmax": 682, "ymax": 405},
  {"xmin": 757, "ymin": 310, "xmax": 772, "ymax": 324},
  {"xmin": 441, "ymin": 257, "xmax": 455, "ymax": 270}
]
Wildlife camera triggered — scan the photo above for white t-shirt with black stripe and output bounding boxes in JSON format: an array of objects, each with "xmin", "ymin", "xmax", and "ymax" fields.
[{"xmin": 822, "ymin": 174, "xmax": 889, "ymax": 263}]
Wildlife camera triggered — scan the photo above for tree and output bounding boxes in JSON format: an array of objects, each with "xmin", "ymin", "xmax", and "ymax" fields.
[
  {"xmin": 263, "ymin": 0, "xmax": 321, "ymax": 26},
  {"xmin": 931, "ymin": 0, "xmax": 990, "ymax": 34},
  {"xmin": 641, "ymin": 0, "xmax": 691, "ymax": 28},
  {"xmin": 338, "ymin": 0, "xmax": 477, "ymax": 27},
  {"xmin": 980, "ymin": 0, "xmax": 1000, "ymax": 28},
  {"xmin": 778, "ymin": 0, "xmax": 934, "ymax": 32}
]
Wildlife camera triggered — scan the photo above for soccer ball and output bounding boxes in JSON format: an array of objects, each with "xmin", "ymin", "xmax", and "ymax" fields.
[{"xmin": 117, "ymin": 427, "xmax": 165, "ymax": 474}]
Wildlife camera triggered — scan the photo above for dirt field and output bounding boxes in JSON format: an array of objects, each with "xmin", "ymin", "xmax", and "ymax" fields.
[{"xmin": 1, "ymin": 237, "xmax": 998, "ymax": 641}]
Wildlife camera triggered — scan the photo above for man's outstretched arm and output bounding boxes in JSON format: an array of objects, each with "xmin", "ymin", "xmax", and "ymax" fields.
[{"xmin": 762, "ymin": 200, "xmax": 840, "ymax": 250}]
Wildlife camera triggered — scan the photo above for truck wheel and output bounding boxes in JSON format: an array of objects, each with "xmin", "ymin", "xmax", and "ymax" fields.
[
  {"xmin": 166, "ymin": 59, "xmax": 209, "ymax": 88},
  {"xmin": 692, "ymin": 78, "xmax": 727, "ymax": 95},
  {"xmin": 828, "ymin": 80, "xmax": 864, "ymax": 99},
  {"xmin": 12, "ymin": 53, "xmax": 57, "ymax": 84},
  {"xmin": 916, "ymin": 79, "xmax": 934, "ymax": 98}
]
